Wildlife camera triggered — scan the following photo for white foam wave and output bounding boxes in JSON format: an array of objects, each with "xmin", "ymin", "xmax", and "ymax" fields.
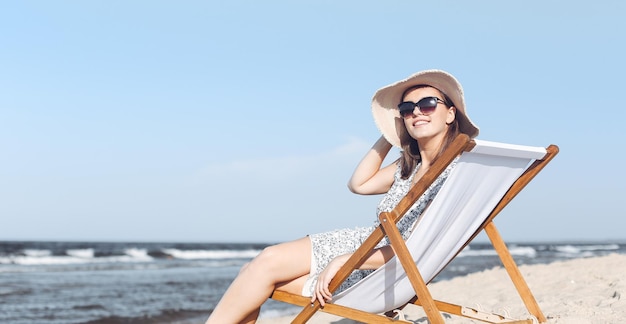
[
  {"xmin": 23, "ymin": 249, "xmax": 51, "ymax": 257},
  {"xmin": 67, "ymin": 249, "xmax": 94, "ymax": 258},
  {"xmin": 457, "ymin": 248, "xmax": 497, "ymax": 257},
  {"xmin": 0, "ymin": 248, "xmax": 153, "ymax": 265},
  {"xmin": 553, "ymin": 244, "xmax": 618, "ymax": 257},
  {"xmin": 458, "ymin": 246, "xmax": 537, "ymax": 258},
  {"xmin": 162, "ymin": 248, "xmax": 260, "ymax": 260},
  {"xmin": 555, "ymin": 245, "xmax": 580, "ymax": 254},
  {"xmin": 578, "ymin": 244, "xmax": 620, "ymax": 251},
  {"xmin": 1, "ymin": 255, "xmax": 95, "ymax": 265},
  {"xmin": 458, "ymin": 244, "xmax": 619, "ymax": 259},
  {"xmin": 0, "ymin": 247, "xmax": 259, "ymax": 265},
  {"xmin": 509, "ymin": 246, "xmax": 538, "ymax": 257},
  {"xmin": 125, "ymin": 248, "xmax": 152, "ymax": 260}
]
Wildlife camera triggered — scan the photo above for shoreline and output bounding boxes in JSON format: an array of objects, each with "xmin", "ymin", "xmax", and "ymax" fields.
[{"xmin": 255, "ymin": 253, "xmax": 626, "ymax": 323}]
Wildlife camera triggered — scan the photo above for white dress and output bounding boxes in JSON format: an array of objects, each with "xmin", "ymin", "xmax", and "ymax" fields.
[{"xmin": 302, "ymin": 161, "xmax": 456, "ymax": 296}]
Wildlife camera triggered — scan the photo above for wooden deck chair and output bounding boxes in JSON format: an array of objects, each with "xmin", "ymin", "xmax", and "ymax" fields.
[{"xmin": 270, "ymin": 134, "xmax": 559, "ymax": 324}]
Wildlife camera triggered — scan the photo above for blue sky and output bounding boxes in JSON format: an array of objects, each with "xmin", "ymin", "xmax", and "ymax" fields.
[{"xmin": 1, "ymin": 1, "xmax": 625, "ymax": 243}]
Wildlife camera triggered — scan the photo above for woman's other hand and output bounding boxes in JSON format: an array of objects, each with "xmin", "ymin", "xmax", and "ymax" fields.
[{"xmin": 311, "ymin": 254, "xmax": 349, "ymax": 307}]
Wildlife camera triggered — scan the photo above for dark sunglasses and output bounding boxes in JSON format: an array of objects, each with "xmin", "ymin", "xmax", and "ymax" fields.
[{"xmin": 397, "ymin": 96, "xmax": 446, "ymax": 118}]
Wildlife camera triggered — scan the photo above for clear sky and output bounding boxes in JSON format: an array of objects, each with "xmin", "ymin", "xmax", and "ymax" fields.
[{"xmin": 1, "ymin": 1, "xmax": 625, "ymax": 244}]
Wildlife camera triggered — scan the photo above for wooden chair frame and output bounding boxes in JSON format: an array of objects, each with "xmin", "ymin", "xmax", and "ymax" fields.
[{"xmin": 271, "ymin": 134, "xmax": 559, "ymax": 323}]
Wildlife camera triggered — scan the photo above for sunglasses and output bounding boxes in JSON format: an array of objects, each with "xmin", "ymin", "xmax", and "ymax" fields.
[{"xmin": 397, "ymin": 96, "xmax": 446, "ymax": 118}]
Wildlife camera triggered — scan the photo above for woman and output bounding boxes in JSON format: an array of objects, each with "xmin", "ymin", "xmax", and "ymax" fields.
[{"xmin": 205, "ymin": 69, "xmax": 479, "ymax": 324}]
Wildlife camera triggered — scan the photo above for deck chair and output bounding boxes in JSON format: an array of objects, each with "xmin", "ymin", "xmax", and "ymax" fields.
[{"xmin": 270, "ymin": 134, "xmax": 559, "ymax": 324}]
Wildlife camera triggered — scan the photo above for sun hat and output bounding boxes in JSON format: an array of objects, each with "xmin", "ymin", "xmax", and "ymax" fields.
[{"xmin": 371, "ymin": 69, "xmax": 479, "ymax": 147}]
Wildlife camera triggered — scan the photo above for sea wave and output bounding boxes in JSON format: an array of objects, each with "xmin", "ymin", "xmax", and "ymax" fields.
[
  {"xmin": 553, "ymin": 244, "xmax": 620, "ymax": 257},
  {"xmin": 457, "ymin": 243, "xmax": 621, "ymax": 259},
  {"xmin": 0, "ymin": 242, "xmax": 621, "ymax": 268},
  {"xmin": 457, "ymin": 246, "xmax": 537, "ymax": 258},
  {"xmin": 0, "ymin": 253, "xmax": 152, "ymax": 266},
  {"xmin": 161, "ymin": 248, "xmax": 260, "ymax": 260},
  {"xmin": 0, "ymin": 247, "xmax": 261, "ymax": 266}
]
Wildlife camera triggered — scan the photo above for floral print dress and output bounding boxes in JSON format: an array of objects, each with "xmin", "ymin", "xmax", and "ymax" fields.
[{"xmin": 302, "ymin": 160, "xmax": 456, "ymax": 296}]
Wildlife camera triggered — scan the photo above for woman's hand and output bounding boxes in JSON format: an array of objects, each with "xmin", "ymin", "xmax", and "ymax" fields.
[
  {"xmin": 310, "ymin": 247, "xmax": 393, "ymax": 306},
  {"xmin": 311, "ymin": 254, "xmax": 349, "ymax": 307}
]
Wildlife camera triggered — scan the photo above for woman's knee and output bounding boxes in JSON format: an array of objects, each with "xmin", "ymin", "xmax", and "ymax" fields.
[
  {"xmin": 241, "ymin": 246, "xmax": 278, "ymax": 275},
  {"xmin": 245, "ymin": 238, "xmax": 310, "ymax": 274},
  {"xmin": 251, "ymin": 245, "xmax": 280, "ymax": 267},
  {"xmin": 247, "ymin": 243, "xmax": 297, "ymax": 272},
  {"xmin": 239, "ymin": 261, "xmax": 251, "ymax": 274}
]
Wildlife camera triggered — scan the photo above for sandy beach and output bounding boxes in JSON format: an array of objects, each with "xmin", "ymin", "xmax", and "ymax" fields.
[{"xmin": 258, "ymin": 253, "xmax": 626, "ymax": 323}]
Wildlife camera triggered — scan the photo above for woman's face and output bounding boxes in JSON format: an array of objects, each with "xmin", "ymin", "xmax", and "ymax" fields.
[{"xmin": 401, "ymin": 86, "xmax": 456, "ymax": 143}]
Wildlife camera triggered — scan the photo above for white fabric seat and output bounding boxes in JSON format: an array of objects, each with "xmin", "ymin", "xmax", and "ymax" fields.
[{"xmin": 333, "ymin": 140, "xmax": 548, "ymax": 314}]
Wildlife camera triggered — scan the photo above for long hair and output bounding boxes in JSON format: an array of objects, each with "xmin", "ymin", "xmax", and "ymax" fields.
[{"xmin": 398, "ymin": 85, "xmax": 460, "ymax": 179}]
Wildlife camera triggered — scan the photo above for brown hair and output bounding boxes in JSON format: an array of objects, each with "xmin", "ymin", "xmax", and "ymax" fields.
[{"xmin": 397, "ymin": 85, "xmax": 460, "ymax": 179}]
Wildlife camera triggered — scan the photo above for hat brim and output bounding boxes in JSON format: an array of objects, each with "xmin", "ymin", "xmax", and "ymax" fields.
[{"xmin": 372, "ymin": 69, "xmax": 479, "ymax": 147}]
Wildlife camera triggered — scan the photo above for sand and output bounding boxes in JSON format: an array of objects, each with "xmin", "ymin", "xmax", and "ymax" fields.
[{"xmin": 258, "ymin": 253, "xmax": 626, "ymax": 323}]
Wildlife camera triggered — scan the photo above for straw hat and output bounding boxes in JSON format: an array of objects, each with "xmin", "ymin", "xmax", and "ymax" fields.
[{"xmin": 371, "ymin": 69, "xmax": 479, "ymax": 147}]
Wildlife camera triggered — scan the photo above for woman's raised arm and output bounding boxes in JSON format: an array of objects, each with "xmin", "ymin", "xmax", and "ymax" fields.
[{"xmin": 347, "ymin": 135, "xmax": 397, "ymax": 195}]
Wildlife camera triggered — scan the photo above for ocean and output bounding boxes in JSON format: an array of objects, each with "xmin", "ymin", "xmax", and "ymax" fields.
[{"xmin": 1, "ymin": 240, "xmax": 624, "ymax": 324}]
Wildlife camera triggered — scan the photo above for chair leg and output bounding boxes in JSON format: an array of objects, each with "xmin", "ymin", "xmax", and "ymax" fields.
[
  {"xmin": 484, "ymin": 222, "xmax": 547, "ymax": 323},
  {"xmin": 380, "ymin": 213, "xmax": 446, "ymax": 324}
]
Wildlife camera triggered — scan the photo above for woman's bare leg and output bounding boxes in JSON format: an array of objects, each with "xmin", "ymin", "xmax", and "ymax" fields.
[
  {"xmin": 239, "ymin": 308, "xmax": 260, "ymax": 324},
  {"xmin": 205, "ymin": 236, "xmax": 312, "ymax": 324}
]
